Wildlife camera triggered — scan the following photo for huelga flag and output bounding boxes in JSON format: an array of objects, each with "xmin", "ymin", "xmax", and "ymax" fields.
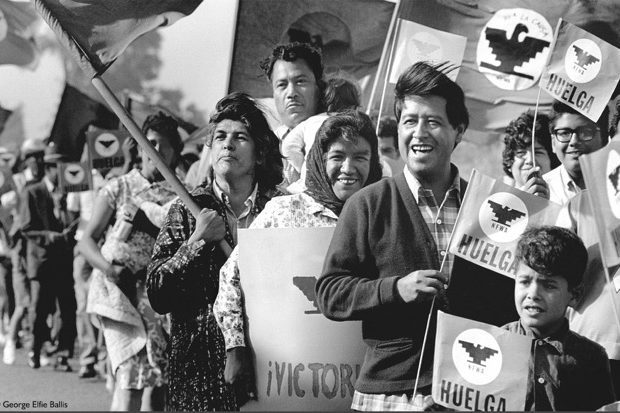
[
  {"xmin": 540, "ymin": 19, "xmax": 620, "ymax": 122},
  {"xmin": 579, "ymin": 141, "xmax": 620, "ymax": 271},
  {"xmin": 0, "ymin": 0, "xmax": 40, "ymax": 67},
  {"xmin": 49, "ymin": 84, "xmax": 118, "ymax": 161},
  {"xmin": 86, "ymin": 128, "xmax": 128, "ymax": 171},
  {"xmin": 448, "ymin": 169, "xmax": 563, "ymax": 278},
  {"xmin": 432, "ymin": 311, "xmax": 531, "ymax": 411},
  {"xmin": 58, "ymin": 162, "xmax": 91, "ymax": 193},
  {"xmin": 389, "ymin": 19, "xmax": 466, "ymax": 83},
  {"xmin": 33, "ymin": 0, "xmax": 202, "ymax": 77}
]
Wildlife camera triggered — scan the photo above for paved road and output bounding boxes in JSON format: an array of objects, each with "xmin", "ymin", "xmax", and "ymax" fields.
[{"xmin": 0, "ymin": 347, "xmax": 111, "ymax": 411}]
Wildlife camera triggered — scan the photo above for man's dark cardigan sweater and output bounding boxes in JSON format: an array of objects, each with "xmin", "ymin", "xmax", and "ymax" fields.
[{"xmin": 316, "ymin": 173, "xmax": 516, "ymax": 394}]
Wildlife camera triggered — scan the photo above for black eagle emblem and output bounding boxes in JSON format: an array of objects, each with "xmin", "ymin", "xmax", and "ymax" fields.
[
  {"xmin": 609, "ymin": 165, "xmax": 620, "ymax": 195},
  {"xmin": 97, "ymin": 139, "xmax": 116, "ymax": 149},
  {"xmin": 459, "ymin": 340, "xmax": 498, "ymax": 366},
  {"xmin": 481, "ymin": 23, "xmax": 550, "ymax": 79},
  {"xmin": 572, "ymin": 45, "xmax": 600, "ymax": 69},
  {"xmin": 412, "ymin": 38, "xmax": 440, "ymax": 56},
  {"xmin": 292, "ymin": 276, "xmax": 320, "ymax": 314},
  {"xmin": 68, "ymin": 169, "xmax": 81, "ymax": 178},
  {"xmin": 487, "ymin": 200, "xmax": 526, "ymax": 227}
]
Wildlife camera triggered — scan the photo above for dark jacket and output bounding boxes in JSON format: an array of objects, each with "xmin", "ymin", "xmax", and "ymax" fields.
[{"xmin": 316, "ymin": 173, "xmax": 517, "ymax": 394}]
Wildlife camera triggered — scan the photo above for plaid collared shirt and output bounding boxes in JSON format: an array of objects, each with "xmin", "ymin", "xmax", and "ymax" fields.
[{"xmin": 404, "ymin": 166, "xmax": 461, "ymax": 280}]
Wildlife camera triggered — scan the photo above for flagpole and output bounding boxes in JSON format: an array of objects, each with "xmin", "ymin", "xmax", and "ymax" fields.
[
  {"xmin": 91, "ymin": 75, "xmax": 232, "ymax": 257},
  {"xmin": 530, "ymin": 87, "xmax": 543, "ymax": 170},
  {"xmin": 366, "ymin": 0, "xmax": 402, "ymax": 116},
  {"xmin": 375, "ymin": 17, "xmax": 402, "ymax": 135}
]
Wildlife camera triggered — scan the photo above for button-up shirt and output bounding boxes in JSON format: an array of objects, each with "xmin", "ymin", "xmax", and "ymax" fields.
[
  {"xmin": 213, "ymin": 180, "xmax": 258, "ymax": 245},
  {"xmin": 543, "ymin": 165, "xmax": 581, "ymax": 205},
  {"xmin": 503, "ymin": 319, "xmax": 616, "ymax": 411},
  {"xmin": 403, "ymin": 166, "xmax": 461, "ymax": 279}
]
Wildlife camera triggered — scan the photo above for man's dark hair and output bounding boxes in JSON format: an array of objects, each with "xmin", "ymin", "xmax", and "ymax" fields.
[
  {"xmin": 502, "ymin": 111, "xmax": 559, "ymax": 177},
  {"xmin": 393, "ymin": 61, "xmax": 469, "ymax": 131},
  {"xmin": 260, "ymin": 42, "xmax": 324, "ymax": 84},
  {"xmin": 141, "ymin": 112, "xmax": 183, "ymax": 156},
  {"xmin": 323, "ymin": 76, "xmax": 360, "ymax": 113},
  {"xmin": 377, "ymin": 116, "xmax": 398, "ymax": 150},
  {"xmin": 206, "ymin": 92, "xmax": 283, "ymax": 190},
  {"xmin": 548, "ymin": 101, "xmax": 609, "ymax": 146},
  {"xmin": 516, "ymin": 226, "xmax": 587, "ymax": 291}
]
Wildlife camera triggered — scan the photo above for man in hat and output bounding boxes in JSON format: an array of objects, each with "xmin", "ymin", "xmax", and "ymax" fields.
[{"xmin": 19, "ymin": 142, "xmax": 77, "ymax": 370}]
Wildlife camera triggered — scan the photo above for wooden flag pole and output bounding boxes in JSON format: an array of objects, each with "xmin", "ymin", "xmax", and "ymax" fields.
[
  {"xmin": 530, "ymin": 86, "xmax": 543, "ymax": 170},
  {"xmin": 366, "ymin": 0, "xmax": 402, "ymax": 115},
  {"xmin": 92, "ymin": 75, "xmax": 232, "ymax": 257},
  {"xmin": 375, "ymin": 17, "xmax": 402, "ymax": 136}
]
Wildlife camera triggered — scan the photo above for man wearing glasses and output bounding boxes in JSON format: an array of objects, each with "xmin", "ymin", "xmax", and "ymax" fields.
[{"xmin": 543, "ymin": 101, "xmax": 608, "ymax": 204}]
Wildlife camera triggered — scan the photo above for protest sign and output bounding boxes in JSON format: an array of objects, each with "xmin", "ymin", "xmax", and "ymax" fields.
[
  {"xmin": 389, "ymin": 19, "xmax": 466, "ymax": 83},
  {"xmin": 238, "ymin": 227, "xmax": 365, "ymax": 411},
  {"xmin": 58, "ymin": 162, "xmax": 91, "ymax": 193},
  {"xmin": 540, "ymin": 19, "xmax": 620, "ymax": 122},
  {"xmin": 448, "ymin": 169, "xmax": 563, "ymax": 278},
  {"xmin": 432, "ymin": 311, "xmax": 531, "ymax": 411},
  {"xmin": 86, "ymin": 128, "xmax": 127, "ymax": 171}
]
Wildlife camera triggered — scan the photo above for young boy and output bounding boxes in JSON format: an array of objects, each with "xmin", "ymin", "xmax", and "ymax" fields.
[{"xmin": 504, "ymin": 226, "xmax": 616, "ymax": 411}]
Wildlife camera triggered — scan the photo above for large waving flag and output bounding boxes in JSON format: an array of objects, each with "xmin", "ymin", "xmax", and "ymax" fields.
[
  {"xmin": 448, "ymin": 170, "xmax": 563, "ymax": 278},
  {"xmin": 0, "ymin": 0, "xmax": 40, "ymax": 67},
  {"xmin": 432, "ymin": 311, "xmax": 531, "ymax": 411},
  {"xmin": 579, "ymin": 141, "xmax": 620, "ymax": 280},
  {"xmin": 540, "ymin": 19, "xmax": 620, "ymax": 122},
  {"xmin": 34, "ymin": 0, "xmax": 202, "ymax": 77},
  {"xmin": 388, "ymin": 20, "xmax": 467, "ymax": 83}
]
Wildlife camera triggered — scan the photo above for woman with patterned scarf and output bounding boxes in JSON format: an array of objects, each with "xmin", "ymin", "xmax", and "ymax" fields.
[
  {"xmin": 213, "ymin": 109, "xmax": 383, "ymax": 401},
  {"xmin": 146, "ymin": 92, "xmax": 283, "ymax": 411}
]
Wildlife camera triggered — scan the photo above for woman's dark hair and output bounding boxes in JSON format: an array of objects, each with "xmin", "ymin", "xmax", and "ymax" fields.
[
  {"xmin": 305, "ymin": 110, "xmax": 382, "ymax": 215},
  {"xmin": 516, "ymin": 226, "xmax": 587, "ymax": 291},
  {"xmin": 141, "ymin": 112, "xmax": 183, "ymax": 157},
  {"xmin": 502, "ymin": 111, "xmax": 559, "ymax": 177},
  {"xmin": 394, "ymin": 61, "xmax": 468, "ymax": 131},
  {"xmin": 324, "ymin": 76, "xmax": 360, "ymax": 113},
  {"xmin": 206, "ymin": 92, "xmax": 283, "ymax": 190}
]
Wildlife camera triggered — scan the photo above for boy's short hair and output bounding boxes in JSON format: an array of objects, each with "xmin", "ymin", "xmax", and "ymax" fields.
[
  {"xmin": 516, "ymin": 226, "xmax": 587, "ymax": 290},
  {"xmin": 548, "ymin": 100, "xmax": 609, "ymax": 146},
  {"xmin": 393, "ymin": 61, "xmax": 469, "ymax": 131}
]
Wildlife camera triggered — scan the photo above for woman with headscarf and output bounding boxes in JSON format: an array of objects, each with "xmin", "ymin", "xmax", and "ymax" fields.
[
  {"xmin": 213, "ymin": 109, "xmax": 383, "ymax": 394},
  {"xmin": 78, "ymin": 113, "xmax": 183, "ymax": 410},
  {"xmin": 146, "ymin": 92, "xmax": 283, "ymax": 411}
]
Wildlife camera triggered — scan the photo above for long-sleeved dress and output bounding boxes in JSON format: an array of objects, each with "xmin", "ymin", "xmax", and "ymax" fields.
[{"xmin": 147, "ymin": 183, "xmax": 275, "ymax": 411}]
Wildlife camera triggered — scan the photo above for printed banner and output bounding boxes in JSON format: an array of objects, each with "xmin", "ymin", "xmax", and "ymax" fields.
[
  {"xmin": 389, "ymin": 19, "xmax": 466, "ymax": 83},
  {"xmin": 579, "ymin": 141, "xmax": 620, "ymax": 271},
  {"xmin": 540, "ymin": 19, "xmax": 620, "ymax": 122},
  {"xmin": 86, "ymin": 128, "xmax": 127, "ymax": 171},
  {"xmin": 432, "ymin": 311, "xmax": 531, "ymax": 411},
  {"xmin": 0, "ymin": 167, "xmax": 15, "ymax": 196},
  {"xmin": 238, "ymin": 227, "xmax": 365, "ymax": 411},
  {"xmin": 448, "ymin": 169, "xmax": 563, "ymax": 278},
  {"xmin": 58, "ymin": 162, "xmax": 91, "ymax": 193}
]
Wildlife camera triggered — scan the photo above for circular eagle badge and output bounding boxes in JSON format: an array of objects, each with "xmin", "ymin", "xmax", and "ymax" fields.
[
  {"xmin": 452, "ymin": 328, "xmax": 502, "ymax": 385},
  {"xmin": 94, "ymin": 133, "xmax": 120, "ymax": 158},
  {"xmin": 479, "ymin": 192, "xmax": 529, "ymax": 244}
]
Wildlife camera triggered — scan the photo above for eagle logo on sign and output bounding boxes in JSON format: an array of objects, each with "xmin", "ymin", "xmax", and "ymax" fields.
[
  {"xmin": 565, "ymin": 38, "xmax": 602, "ymax": 84},
  {"xmin": 292, "ymin": 276, "xmax": 320, "ymax": 314},
  {"xmin": 477, "ymin": 8, "xmax": 552, "ymax": 91},
  {"xmin": 94, "ymin": 133, "xmax": 120, "ymax": 158},
  {"xmin": 607, "ymin": 150, "xmax": 620, "ymax": 219},
  {"xmin": 407, "ymin": 31, "xmax": 443, "ymax": 64},
  {"xmin": 479, "ymin": 192, "xmax": 528, "ymax": 243},
  {"xmin": 452, "ymin": 328, "xmax": 502, "ymax": 385},
  {"xmin": 64, "ymin": 164, "xmax": 85, "ymax": 185}
]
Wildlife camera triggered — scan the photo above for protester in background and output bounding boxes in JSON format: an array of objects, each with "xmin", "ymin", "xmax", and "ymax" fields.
[
  {"xmin": 501, "ymin": 110, "xmax": 559, "ymax": 198},
  {"xmin": 214, "ymin": 110, "xmax": 383, "ymax": 391},
  {"xmin": 2, "ymin": 139, "xmax": 45, "ymax": 365},
  {"xmin": 0, "ymin": 147, "xmax": 15, "ymax": 346},
  {"xmin": 376, "ymin": 116, "xmax": 405, "ymax": 177},
  {"xmin": 260, "ymin": 42, "xmax": 325, "ymax": 186},
  {"xmin": 147, "ymin": 92, "xmax": 282, "ymax": 411},
  {"xmin": 79, "ymin": 113, "xmax": 183, "ymax": 411},
  {"xmin": 20, "ymin": 143, "xmax": 77, "ymax": 371},
  {"xmin": 504, "ymin": 226, "xmax": 615, "ymax": 410}
]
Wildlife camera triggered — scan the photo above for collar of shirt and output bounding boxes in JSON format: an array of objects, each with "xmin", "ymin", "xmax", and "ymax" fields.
[
  {"xmin": 303, "ymin": 192, "xmax": 339, "ymax": 220},
  {"xmin": 403, "ymin": 164, "xmax": 461, "ymax": 204},
  {"xmin": 213, "ymin": 180, "xmax": 259, "ymax": 219},
  {"xmin": 558, "ymin": 165, "xmax": 580, "ymax": 195},
  {"xmin": 43, "ymin": 176, "xmax": 56, "ymax": 194},
  {"xmin": 275, "ymin": 125, "xmax": 291, "ymax": 141},
  {"xmin": 516, "ymin": 319, "xmax": 569, "ymax": 355}
]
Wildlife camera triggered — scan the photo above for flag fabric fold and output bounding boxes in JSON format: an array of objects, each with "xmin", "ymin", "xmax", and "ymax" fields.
[
  {"xmin": 0, "ymin": 0, "xmax": 40, "ymax": 67},
  {"xmin": 448, "ymin": 170, "xmax": 564, "ymax": 278},
  {"xmin": 34, "ymin": 0, "xmax": 202, "ymax": 77}
]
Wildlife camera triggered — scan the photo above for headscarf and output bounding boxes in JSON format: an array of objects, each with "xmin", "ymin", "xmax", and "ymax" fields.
[{"xmin": 304, "ymin": 110, "xmax": 383, "ymax": 216}]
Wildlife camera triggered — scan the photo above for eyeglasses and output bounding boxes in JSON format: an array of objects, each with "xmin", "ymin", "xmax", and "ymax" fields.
[{"xmin": 552, "ymin": 126, "xmax": 599, "ymax": 143}]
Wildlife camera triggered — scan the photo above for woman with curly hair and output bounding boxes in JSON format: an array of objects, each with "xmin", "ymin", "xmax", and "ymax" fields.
[{"xmin": 146, "ymin": 92, "xmax": 283, "ymax": 411}]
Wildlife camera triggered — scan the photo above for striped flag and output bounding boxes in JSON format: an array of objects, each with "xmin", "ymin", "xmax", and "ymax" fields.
[
  {"xmin": 448, "ymin": 170, "xmax": 563, "ymax": 278},
  {"xmin": 432, "ymin": 311, "xmax": 531, "ymax": 411},
  {"xmin": 389, "ymin": 19, "xmax": 466, "ymax": 83},
  {"xmin": 34, "ymin": 0, "xmax": 202, "ymax": 77},
  {"xmin": 540, "ymin": 19, "xmax": 620, "ymax": 122}
]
